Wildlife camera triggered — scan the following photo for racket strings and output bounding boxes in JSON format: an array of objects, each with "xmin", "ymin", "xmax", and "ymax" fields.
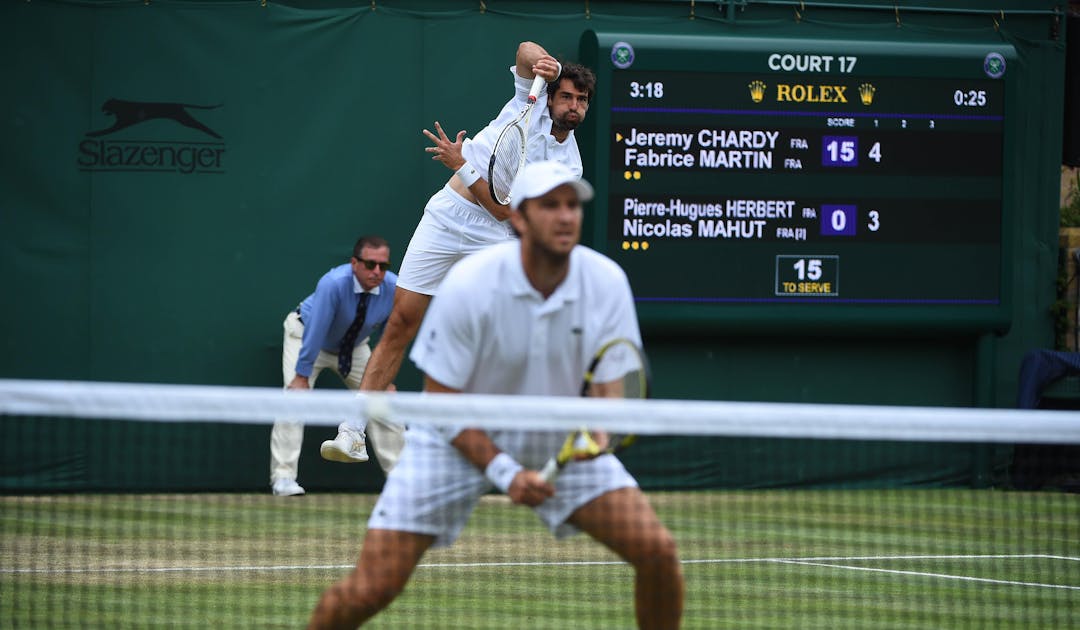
[
  {"xmin": 489, "ymin": 124, "xmax": 526, "ymax": 203},
  {"xmin": 622, "ymin": 368, "xmax": 648, "ymax": 399},
  {"xmin": 542, "ymin": 339, "xmax": 650, "ymax": 481}
]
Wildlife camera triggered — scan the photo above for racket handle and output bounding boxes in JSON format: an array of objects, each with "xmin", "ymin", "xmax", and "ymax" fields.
[
  {"xmin": 538, "ymin": 457, "xmax": 558, "ymax": 483},
  {"xmin": 527, "ymin": 74, "xmax": 546, "ymax": 103}
]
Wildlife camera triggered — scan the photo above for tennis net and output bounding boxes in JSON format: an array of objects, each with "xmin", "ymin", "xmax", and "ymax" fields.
[{"xmin": 2, "ymin": 379, "xmax": 1079, "ymax": 628}]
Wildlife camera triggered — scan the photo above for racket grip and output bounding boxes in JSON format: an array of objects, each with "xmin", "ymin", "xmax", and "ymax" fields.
[
  {"xmin": 538, "ymin": 457, "xmax": 558, "ymax": 483},
  {"xmin": 527, "ymin": 74, "xmax": 546, "ymax": 103}
]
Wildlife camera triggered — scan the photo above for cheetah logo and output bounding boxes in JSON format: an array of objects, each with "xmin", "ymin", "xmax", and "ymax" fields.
[{"xmin": 87, "ymin": 98, "xmax": 223, "ymax": 139}]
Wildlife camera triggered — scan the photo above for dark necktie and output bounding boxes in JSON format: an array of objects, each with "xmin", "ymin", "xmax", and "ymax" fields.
[{"xmin": 338, "ymin": 292, "xmax": 369, "ymax": 377}]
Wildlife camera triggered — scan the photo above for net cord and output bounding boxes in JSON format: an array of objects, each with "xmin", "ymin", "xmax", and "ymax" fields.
[{"xmin": 1, "ymin": 379, "xmax": 1079, "ymax": 444}]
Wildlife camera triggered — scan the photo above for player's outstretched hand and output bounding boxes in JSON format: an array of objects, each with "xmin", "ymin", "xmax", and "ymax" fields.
[
  {"xmin": 506, "ymin": 470, "xmax": 555, "ymax": 507},
  {"xmin": 423, "ymin": 121, "xmax": 466, "ymax": 171}
]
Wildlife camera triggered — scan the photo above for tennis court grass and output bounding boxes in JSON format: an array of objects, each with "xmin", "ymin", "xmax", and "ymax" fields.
[{"xmin": 2, "ymin": 490, "xmax": 1077, "ymax": 628}]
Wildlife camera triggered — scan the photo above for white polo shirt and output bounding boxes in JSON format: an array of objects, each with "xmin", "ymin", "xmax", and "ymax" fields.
[
  {"xmin": 409, "ymin": 241, "xmax": 640, "ymax": 467},
  {"xmin": 460, "ymin": 66, "xmax": 583, "ymax": 182}
]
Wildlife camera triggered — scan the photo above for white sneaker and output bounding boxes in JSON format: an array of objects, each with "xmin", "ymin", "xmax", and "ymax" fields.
[
  {"xmin": 320, "ymin": 427, "xmax": 370, "ymax": 463},
  {"xmin": 272, "ymin": 478, "xmax": 305, "ymax": 496}
]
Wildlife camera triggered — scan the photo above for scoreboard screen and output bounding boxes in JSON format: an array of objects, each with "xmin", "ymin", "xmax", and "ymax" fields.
[{"xmin": 579, "ymin": 32, "xmax": 1013, "ymax": 332}]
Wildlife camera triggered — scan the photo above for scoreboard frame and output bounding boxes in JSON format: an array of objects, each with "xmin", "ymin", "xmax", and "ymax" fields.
[{"xmin": 578, "ymin": 31, "xmax": 1017, "ymax": 334}]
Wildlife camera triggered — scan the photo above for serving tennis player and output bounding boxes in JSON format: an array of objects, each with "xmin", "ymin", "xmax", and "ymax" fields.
[
  {"xmin": 320, "ymin": 42, "xmax": 596, "ymax": 469},
  {"xmin": 307, "ymin": 161, "xmax": 684, "ymax": 629}
]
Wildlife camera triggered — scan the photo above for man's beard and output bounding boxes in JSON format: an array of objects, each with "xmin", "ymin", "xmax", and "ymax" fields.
[{"xmin": 551, "ymin": 113, "xmax": 580, "ymax": 136}]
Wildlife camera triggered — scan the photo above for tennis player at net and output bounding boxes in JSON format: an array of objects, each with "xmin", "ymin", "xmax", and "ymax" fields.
[
  {"xmin": 307, "ymin": 161, "xmax": 684, "ymax": 629},
  {"xmin": 320, "ymin": 41, "xmax": 596, "ymax": 467}
]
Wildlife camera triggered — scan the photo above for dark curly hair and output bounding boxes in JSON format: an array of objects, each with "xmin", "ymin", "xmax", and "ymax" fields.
[{"xmin": 547, "ymin": 61, "xmax": 596, "ymax": 103}]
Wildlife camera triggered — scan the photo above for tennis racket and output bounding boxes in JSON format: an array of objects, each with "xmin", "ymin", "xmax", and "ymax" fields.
[
  {"xmin": 488, "ymin": 74, "xmax": 547, "ymax": 205},
  {"xmin": 538, "ymin": 338, "xmax": 651, "ymax": 482}
]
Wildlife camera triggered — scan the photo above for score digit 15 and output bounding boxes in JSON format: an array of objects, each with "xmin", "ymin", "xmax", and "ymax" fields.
[{"xmin": 821, "ymin": 136, "xmax": 881, "ymax": 166}]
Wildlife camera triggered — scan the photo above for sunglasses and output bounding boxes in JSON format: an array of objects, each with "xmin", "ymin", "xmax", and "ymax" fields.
[{"xmin": 355, "ymin": 257, "xmax": 391, "ymax": 272}]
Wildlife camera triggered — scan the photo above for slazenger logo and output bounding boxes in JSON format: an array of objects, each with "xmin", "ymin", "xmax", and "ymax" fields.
[{"xmin": 77, "ymin": 98, "xmax": 226, "ymax": 174}]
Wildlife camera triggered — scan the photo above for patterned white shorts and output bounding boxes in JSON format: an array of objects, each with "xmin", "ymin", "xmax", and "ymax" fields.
[{"xmin": 367, "ymin": 428, "xmax": 638, "ymax": 548}]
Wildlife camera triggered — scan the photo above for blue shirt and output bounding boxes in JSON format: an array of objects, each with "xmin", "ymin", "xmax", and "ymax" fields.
[{"xmin": 295, "ymin": 263, "xmax": 397, "ymax": 377}]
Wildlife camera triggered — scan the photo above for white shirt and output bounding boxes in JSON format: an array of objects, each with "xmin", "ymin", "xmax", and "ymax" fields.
[
  {"xmin": 460, "ymin": 66, "xmax": 583, "ymax": 184},
  {"xmin": 409, "ymin": 241, "xmax": 640, "ymax": 466}
]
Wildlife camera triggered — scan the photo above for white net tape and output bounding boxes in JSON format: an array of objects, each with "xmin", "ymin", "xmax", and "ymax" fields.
[{"xmin": 2, "ymin": 378, "xmax": 1079, "ymax": 444}]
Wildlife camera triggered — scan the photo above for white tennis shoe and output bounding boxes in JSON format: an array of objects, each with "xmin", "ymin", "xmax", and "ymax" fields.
[
  {"xmin": 271, "ymin": 478, "xmax": 305, "ymax": 497},
  {"xmin": 320, "ymin": 427, "xmax": 369, "ymax": 463}
]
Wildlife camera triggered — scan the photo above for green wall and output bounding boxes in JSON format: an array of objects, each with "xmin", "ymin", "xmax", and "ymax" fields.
[{"xmin": 0, "ymin": 1, "xmax": 1067, "ymax": 491}]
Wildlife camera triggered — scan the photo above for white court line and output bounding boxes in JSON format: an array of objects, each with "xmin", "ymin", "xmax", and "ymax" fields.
[
  {"xmin": 774, "ymin": 559, "xmax": 1080, "ymax": 591},
  {"xmin": 5, "ymin": 552, "xmax": 1079, "ymax": 592},
  {"xmin": 1, "ymin": 564, "xmax": 352, "ymax": 574},
  {"xmin": 681, "ymin": 553, "xmax": 1080, "ymax": 564}
]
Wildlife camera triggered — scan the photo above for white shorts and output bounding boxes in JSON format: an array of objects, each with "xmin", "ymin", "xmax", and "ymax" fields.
[
  {"xmin": 397, "ymin": 185, "xmax": 514, "ymax": 295},
  {"xmin": 367, "ymin": 428, "xmax": 638, "ymax": 548}
]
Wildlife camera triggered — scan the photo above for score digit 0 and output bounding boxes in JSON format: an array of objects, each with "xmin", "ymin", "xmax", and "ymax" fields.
[{"xmin": 821, "ymin": 205, "xmax": 856, "ymax": 236}]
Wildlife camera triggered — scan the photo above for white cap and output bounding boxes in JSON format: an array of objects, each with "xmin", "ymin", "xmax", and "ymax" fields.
[{"xmin": 509, "ymin": 160, "xmax": 594, "ymax": 210}]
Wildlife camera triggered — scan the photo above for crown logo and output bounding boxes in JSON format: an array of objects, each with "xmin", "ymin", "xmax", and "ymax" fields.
[
  {"xmin": 748, "ymin": 80, "xmax": 766, "ymax": 103},
  {"xmin": 858, "ymin": 83, "xmax": 876, "ymax": 106}
]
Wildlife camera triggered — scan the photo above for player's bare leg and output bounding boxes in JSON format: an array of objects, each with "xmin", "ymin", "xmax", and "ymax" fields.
[
  {"xmin": 307, "ymin": 529, "xmax": 434, "ymax": 629},
  {"xmin": 324, "ymin": 287, "xmax": 430, "ymax": 469},
  {"xmin": 569, "ymin": 486, "xmax": 684, "ymax": 630},
  {"xmin": 359, "ymin": 287, "xmax": 432, "ymax": 392}
]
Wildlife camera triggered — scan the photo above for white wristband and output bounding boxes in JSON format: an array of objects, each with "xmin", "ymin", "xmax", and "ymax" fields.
[
  {"xmin": 484, "ymin": 453, "xmax": 523, "ymax": 493},
  {"xmin": 456, "ymin": 163, "xmax": 481, "ymax": 188}
]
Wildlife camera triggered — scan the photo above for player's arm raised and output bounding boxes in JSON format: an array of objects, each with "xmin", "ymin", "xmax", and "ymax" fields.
[
  {"xmin": 516, "ymin": 41, "xmax": 561, "ymax": 84},
  {"xmin": 424, "ymin": 42, "xmax": 561, "ymax": 221},
  {"xmin": 426, "ymin": 375, "xmax": 554, "ymax": 505}
]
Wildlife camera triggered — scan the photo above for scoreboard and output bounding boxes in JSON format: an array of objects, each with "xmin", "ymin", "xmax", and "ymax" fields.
[{"xmin": 579, "ymin": 32, "xmax": 1014, "ymax": 332}]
